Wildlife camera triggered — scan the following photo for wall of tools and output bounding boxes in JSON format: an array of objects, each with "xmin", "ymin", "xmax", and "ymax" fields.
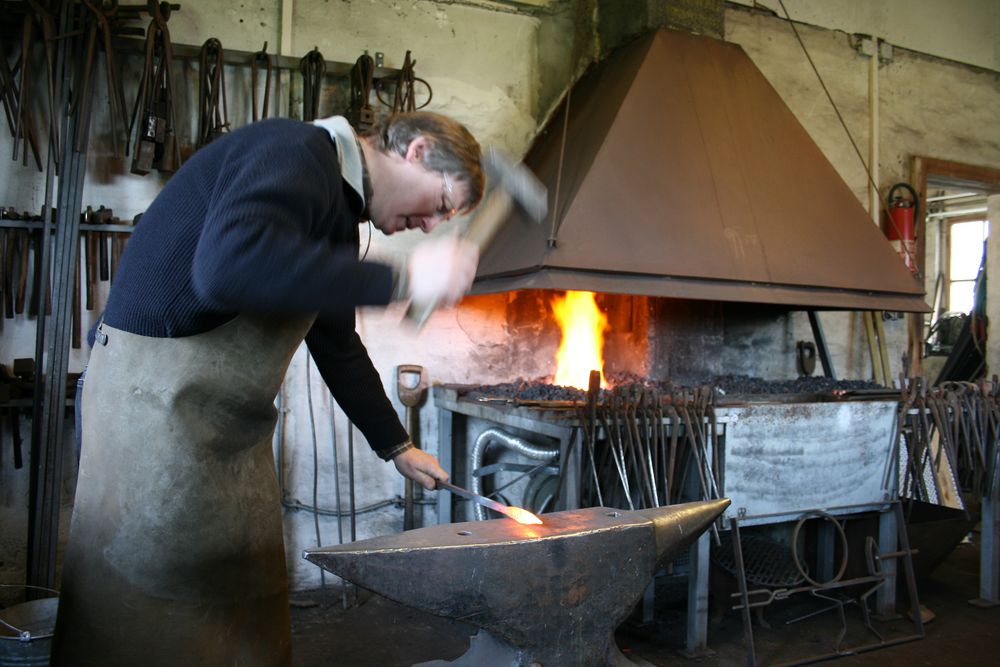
[
  {"xmin": 0, "ymin": 0, "xmax": 470, "ymax": 600},
  {"xmin": 0, "ymin": 0, "xmax": 563, "ymax": 597}
]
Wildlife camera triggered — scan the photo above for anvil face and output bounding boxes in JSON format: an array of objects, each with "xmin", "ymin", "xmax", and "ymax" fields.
[{"xmin": 305, "ymin": 499, "xmax": 729, "ymax": 666}]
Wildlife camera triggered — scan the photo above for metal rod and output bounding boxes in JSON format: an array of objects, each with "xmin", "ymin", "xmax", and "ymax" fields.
[
  {"xmin": 305, "ymin": 357, "xmax": 325, "ymax": 586},
  {"xmin": 29, "ymin": 3, "xmax": 87, "ymax": 592},
  {"xmin": 348, "ymin": 421, "xmax": 356, "ymax": 542},
  {"xmin": 730, "ymin": 517, "xmax": 757, "ymax": 667},
  {"xmin": 807, "ymin": 310, "xmax": 836, "ymax": 379},
  {"xmin": 436, "ymin": 480, "xmax": 516, "ymax": 519}
]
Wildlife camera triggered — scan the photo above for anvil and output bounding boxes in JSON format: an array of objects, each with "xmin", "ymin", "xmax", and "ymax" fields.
[{"xmin": 304, "ymin": 498, "xmax": 730, "ymax": 666}]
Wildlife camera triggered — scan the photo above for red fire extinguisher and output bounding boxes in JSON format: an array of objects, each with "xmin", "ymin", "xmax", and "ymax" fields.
[{"xmin": 885, "ymin": 182, "xmax": 919, "ymax": 275}]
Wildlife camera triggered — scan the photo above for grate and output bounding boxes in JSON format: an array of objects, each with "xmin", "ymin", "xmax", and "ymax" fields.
[{"xmin": 713, "ymin": 531, "xmax": 804, "ymax": 588}]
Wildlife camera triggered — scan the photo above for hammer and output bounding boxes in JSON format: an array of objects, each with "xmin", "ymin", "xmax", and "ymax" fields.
[{"xmin": 405, "ymin": 146, "xmax": 547, "ymax": 327}]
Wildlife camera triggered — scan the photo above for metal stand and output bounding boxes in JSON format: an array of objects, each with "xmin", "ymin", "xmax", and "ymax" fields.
[
  {"xmin": 970, "ymin": 493, "xmax": 999, "ymax": 607},
  {"xmin": 728, "ymin": 502, "xmax": 924, "ymax": 666}
]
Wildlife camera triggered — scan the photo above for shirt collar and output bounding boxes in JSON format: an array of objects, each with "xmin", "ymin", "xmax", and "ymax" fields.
[{"xmin": 312, "ymin": 116, "xmax": 369, "ymax": 212}]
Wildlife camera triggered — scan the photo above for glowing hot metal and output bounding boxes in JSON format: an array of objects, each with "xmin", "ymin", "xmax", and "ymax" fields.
[
  {"xmin": 436, "ymin": 480, "xmax": 543, "ymax": 525},
  {"xmin": 305, "ymin": 499, "xmax": 730, "ymax": 666}
]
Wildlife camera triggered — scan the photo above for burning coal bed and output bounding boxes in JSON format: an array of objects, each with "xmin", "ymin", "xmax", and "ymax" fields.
[{"xmin": 463, "ymin": 373, "xmax": 884, "ymax": 404}]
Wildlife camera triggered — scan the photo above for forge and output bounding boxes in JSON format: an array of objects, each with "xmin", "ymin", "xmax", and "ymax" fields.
[{"xmin": 305, "ymin": 499, "xmax": 730, "ymax": 666}]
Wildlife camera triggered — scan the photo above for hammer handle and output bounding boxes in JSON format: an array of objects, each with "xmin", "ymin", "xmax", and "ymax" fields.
[
  {"xmin": 404, "ymin": 188, "xmax": 514, "ymax": 328},
  {"xmin": 462, "ymin": 187, "xmax": 515, "ymax": 252}
]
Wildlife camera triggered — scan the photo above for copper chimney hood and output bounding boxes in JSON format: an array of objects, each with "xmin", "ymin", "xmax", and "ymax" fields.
[{"xmin": 473, "ymin": 27, "xmax": 929, "ymax": 313}]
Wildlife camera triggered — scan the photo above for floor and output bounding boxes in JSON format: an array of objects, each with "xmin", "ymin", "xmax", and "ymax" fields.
[{"xmin": 290, "ymin": 535, "xmax": 1000, "ymax": 666}]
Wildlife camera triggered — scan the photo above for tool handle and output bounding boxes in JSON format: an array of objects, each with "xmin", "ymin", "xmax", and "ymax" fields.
[
  {"xmin": 396, "ymin": 364, "xmax": 427, "ymax": 408},
  {"xmin": 404, "ymin": 188, "xmax": 514, "ymax": 328},
  {"xmin": 435, "ymin": 479, "xmax": 469, "ymax": 499}
]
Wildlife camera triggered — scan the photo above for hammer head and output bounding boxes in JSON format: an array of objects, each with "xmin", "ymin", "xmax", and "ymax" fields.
[{"xmin": 482, "ymin": 146, "xmax": 547, "ymax": 223}]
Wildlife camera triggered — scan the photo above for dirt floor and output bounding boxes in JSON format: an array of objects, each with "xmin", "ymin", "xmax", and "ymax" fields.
[{"xmin": 291, "ymin": 535, "xmax": 1000, "ymax": 666}]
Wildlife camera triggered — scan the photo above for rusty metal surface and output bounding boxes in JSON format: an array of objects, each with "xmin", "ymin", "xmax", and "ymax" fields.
[
  {"xmin": 304, "ymin": 500, "xmax": 729, "ymax": 667},
  {"xmin": 717, "ymin": 400, "xmax": 899, "ymax": 525},
  {"xmin": 473, "ymin": 28, "xmax": 929, "ymax": 313}
]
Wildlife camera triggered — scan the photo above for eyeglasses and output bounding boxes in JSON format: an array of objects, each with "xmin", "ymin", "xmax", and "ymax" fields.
[{"xmin": 438, "ymin": 172, "xmax": 459, "ymax": 222}]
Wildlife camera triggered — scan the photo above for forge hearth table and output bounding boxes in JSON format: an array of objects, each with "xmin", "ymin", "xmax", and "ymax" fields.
[
  {"xmin": 433, "ymin": 383, "xmax": 726, "ymax": 656},
  {"xmin": 433, "ymin": 383, "xmax": 912, "ymax": 657}
]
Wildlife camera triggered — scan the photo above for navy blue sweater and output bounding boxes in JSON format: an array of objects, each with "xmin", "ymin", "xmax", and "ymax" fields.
[{"xmin": 104, "ymin": 118, "xmax": 408, "ymax": 454}]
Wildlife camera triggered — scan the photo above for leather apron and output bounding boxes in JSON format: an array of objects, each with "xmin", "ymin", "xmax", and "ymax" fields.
[{"xmin": 53, "ymin": 313, "xmax": 315, "ymax": 666}]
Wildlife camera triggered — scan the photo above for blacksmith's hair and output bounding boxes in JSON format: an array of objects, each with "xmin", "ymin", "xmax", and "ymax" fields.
[{"xmin": 366, "ymin": 112, "xmax": 484, "ymax": 211}]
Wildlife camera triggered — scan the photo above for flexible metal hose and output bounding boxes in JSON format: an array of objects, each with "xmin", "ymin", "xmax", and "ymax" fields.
[{"xmin": 469, "ymin": 427, "xmax": 559, "ymax": 521}]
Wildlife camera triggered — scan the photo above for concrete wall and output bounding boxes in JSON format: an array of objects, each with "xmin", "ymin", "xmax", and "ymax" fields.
[
  {"xmin": 730, "ymin": 0, "xmax": 1000, "ymax": 72},
  {"xmin": 2, "ymin": 0, "xmax": 999, "ymax": 593}
]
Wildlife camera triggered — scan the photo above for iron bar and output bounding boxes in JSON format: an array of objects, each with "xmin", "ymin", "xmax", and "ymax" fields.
[{"xmin": 28, "ymin": 0, "xmax": 88, "ymax": 594}]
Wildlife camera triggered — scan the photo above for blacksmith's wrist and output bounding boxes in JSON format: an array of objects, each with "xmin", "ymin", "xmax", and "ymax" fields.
[{"xmin": 379, "ymin": 439, "xmax": 414, "ymax": 461}]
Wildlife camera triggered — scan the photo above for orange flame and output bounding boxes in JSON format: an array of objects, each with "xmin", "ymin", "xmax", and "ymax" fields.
[
  {"xmin": 552, "ymin": 291, "xmax": 608, "ymax": 389},
  {"xmin": 503, "ymin": 505, "xmax": 544, "ymax": 525}
]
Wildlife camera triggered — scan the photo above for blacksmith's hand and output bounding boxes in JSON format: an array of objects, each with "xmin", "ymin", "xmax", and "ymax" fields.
[
  {"xmin": 393, "ymin": 447, "xmax": 449, "ymax": 491},
  {"xmin": 407, "ymin": 236, "xmax": 479, "ymax": 308}
]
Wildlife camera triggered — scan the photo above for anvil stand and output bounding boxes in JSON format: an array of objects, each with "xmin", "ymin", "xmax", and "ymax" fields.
[{"xmin": 728, "ymin": 501, "xmax": 924, "ymax": 666}]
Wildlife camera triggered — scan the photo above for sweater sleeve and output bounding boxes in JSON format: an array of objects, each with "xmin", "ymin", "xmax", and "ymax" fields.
[
  {"xmin": 191, "ymin": 127, "xmax": 393, "ymax": 318},
  {"xmin": 304, "ymin": 313, "xmax": 409, "ymax": 457}
]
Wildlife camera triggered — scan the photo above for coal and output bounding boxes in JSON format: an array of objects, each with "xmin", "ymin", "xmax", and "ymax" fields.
[
  {"xmin": 465, "ymin": 379, "xmax": 588, "ymax": 402},
  {"xmin": 709, "ymin": 374, "xmax": 882, "ymax": 396},
  {"xmin": 463, "ymin": 373, "xmax": 883, "ymax": 402}
]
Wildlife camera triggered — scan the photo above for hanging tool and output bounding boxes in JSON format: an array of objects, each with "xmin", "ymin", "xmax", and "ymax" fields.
[
  {"xmin": 0, "ymin": 39, "xmax": 19, "ymax": 139},
  {"xmin": 196, "ymin": 38, "xmax": 229, "ymax": 147},
  {"xmin": 376, "ymin": 50, "xmax": 432, "ymax": 113},
  {"xmin": 94, "ymin": 205, "xmax": 112, "ymax": 282},
  {"xmin": 348, "ymin": 52, "xmax": 374, "ymax": 130},
  {"xmin": 76, "ymin": 0, "xmax": 129, "ymax": 156},
  {"xmin": 2, "ymin": 209, "xmax": 18, "ymax": 318},
  {"xmin": 396, "ymin": 364, "xmax": 428, "ymax": 530},
  {"xmin": 129, "ymin": 0, "xmax": 179, "ymax": 174},
  {"xmin": 0, "ymin": 209, "xmax": 31, "ymax": 318},
  {"xmin": 110, "ymin": 214, "xmax": 137, "ymax": 283},
  {"xmin": 6, "ymin": 25, "xmax": 43, "ymax": 170},
  {"xmin": 300, "ymin": 47, "xmax": 325, "ymax": 122},
  {"xmin": 8, "ymin": 406, "xmax": 23, "ymax": 469},
  {"xmin": 0, "ymin": 212, "xmax": 7, "ymax": 321},
  {"xmin": 251, "ymin": 42, "xmax": 272, "ymax": 122},
  {"xmin": 25, "ymin": 0, "xmax": 60, "ymax": 172},
  {"xmin": 83, "ymin": 206, "xmax": 97, "ymax": 311},
  {"xmin": 405, "ymin": 146, "xmax": 548, "ymax": 327}
]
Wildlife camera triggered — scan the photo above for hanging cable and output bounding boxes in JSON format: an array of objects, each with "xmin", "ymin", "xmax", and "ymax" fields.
[
  {"xmin": 776, "ymin": 0, "xmax": 920, "ymax": 276},
  {"xmin": 547, "ymin": 87, "xmax": 571, "ymax": 247}
]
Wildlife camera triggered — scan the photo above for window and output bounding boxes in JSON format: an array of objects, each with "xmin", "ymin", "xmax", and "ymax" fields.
[{"xmin": 947, "ymin": 219, "xmax": 988, "ymax": 314}]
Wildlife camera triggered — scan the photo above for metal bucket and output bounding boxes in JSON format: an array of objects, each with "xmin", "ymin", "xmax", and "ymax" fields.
[{"xmin": 0, "ymin": 595, "xmax": 58, "ymax": 667}]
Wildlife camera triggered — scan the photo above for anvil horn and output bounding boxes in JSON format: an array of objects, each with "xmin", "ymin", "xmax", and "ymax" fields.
[{"xmin": 305, "ymin": 498, "xmax": 730, "ymax": 666}]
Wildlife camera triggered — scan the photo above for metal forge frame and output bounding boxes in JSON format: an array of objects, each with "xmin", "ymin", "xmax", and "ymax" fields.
[
  {"xmin": 435, "ymin": 386, "xmax": 911, "ymax": 659},
  {"xmin": 434, "ymin": 384, "xmax": 725, "ymax": 655}
]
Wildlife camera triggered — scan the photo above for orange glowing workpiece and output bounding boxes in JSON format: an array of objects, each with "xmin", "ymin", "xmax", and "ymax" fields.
[{"xmin": 503, "ymin": 505, "xmax": 544, "ymax": 525}]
